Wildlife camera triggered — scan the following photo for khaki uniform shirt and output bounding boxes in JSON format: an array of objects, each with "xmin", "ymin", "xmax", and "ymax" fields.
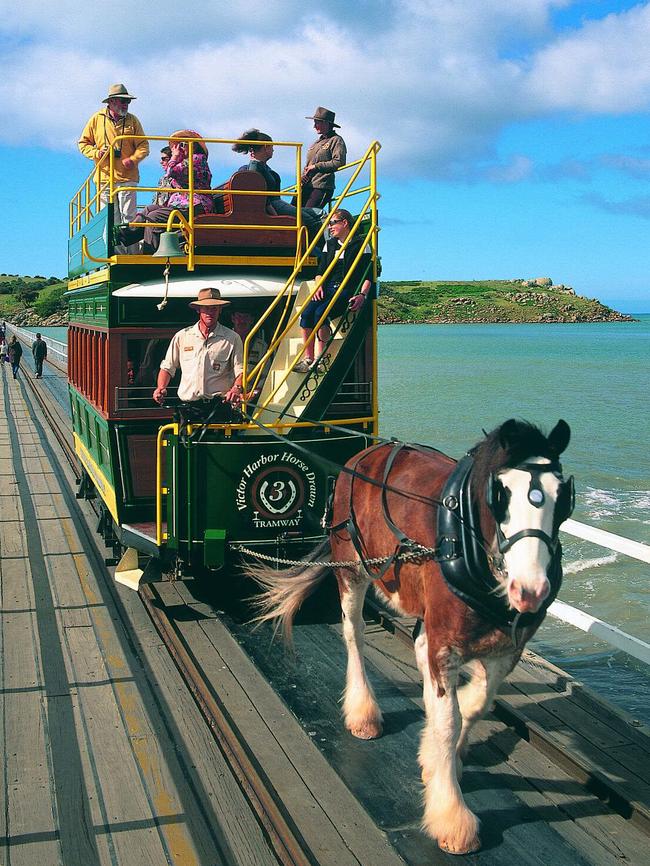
[
  {"xmin": 78, "ymin": 109, "xmax": 149, "ymax": 184},
  {"xmin": 305, "ymin": 133, "xmax": 347, "ymax": 190},
  {"xmin": 160, "ymin": 322, "xmax": 243, "ymax": 401}
]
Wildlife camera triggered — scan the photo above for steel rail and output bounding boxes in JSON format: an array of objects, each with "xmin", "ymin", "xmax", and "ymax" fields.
[
  {"xmin": 139, "ymin": 583, "xmax": 315, "ymax": 866},
  {"xmin": 20, "ymin": 369, "xmax": 317, "ymax": 866}
]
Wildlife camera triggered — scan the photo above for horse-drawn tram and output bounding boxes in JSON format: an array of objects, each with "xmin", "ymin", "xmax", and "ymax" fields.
[
  {"xmin": 35, "ymin": 126, "xmax": 648, "ymax": 863},
  {"xmin": 67, "ymin": 131, "xmax": 380, "ymax": 585}
]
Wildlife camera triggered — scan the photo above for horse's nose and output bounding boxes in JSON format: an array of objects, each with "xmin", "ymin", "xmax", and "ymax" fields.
[{"xmin": 508, "ymin": 577, "xmax": 550, "ymax": 614}]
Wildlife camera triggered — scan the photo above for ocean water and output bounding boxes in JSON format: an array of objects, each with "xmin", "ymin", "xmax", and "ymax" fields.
[
  {"xmin": 35, "ymin": 326, "xmax": 68, "ymax": 343},
  {"xmin": 378, "ymin": 315, "xmax": 650, "ymax": 721}
]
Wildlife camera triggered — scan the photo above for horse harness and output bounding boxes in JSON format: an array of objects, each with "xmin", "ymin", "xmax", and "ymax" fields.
[{"xmin": 330, "ymin": 441, "xmax": 574, "ymax": 632}]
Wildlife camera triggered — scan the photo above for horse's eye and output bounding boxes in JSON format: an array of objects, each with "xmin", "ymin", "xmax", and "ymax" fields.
[{"xmin": 529, "ymin": 489, "xmax": 544, "ymax": 505}]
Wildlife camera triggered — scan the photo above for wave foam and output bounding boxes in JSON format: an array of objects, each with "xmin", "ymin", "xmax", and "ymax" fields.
[{"xmin": 563, "ymin": 553, "xmax": 618, "ymax": 575}]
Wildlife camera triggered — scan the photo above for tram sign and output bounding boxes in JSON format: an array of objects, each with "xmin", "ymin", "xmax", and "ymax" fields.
[{"xmin": 236, "ymin": 451, "xmax": 318, "ymax": 528}]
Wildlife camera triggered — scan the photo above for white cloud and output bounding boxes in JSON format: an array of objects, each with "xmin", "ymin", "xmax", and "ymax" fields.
[
  {"xmin": 2, "ymin": 1, "xmax": 650, "ymax": 179},
  {"xmin": 525, "ymin": 3, "xmax": 650, "ymax": 111}
]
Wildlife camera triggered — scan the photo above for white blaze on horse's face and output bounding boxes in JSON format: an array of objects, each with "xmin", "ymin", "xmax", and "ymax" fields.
[{"xmin": 496, "ymin": 458, "xmax": 561, "ymax": 614}]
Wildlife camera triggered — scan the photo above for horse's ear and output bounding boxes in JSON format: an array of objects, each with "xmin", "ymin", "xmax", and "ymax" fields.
[
  {"xmin": 548, "ymin": 419, "xmax": 571, "ymax": 455},
  {"xmin": 498, "ymin": 419, "xmax": 519, "ymax": 451}
]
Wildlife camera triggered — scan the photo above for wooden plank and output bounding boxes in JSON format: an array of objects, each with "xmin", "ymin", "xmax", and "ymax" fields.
[
  {"xmin": 146, "ymin": 641, "xmax": 281, "ymax": 866},
  {"xmin": 190, "ymin": 610, "xmax": 407, "ymax": 866},
  {"xmin": 64, "ymin": 625, "xmax": 181, "ymax": 866},
  {"xmin": 508, "ymin": 660, "xmax": 638, "ymax": 749},
  {"xmin": 0, "ymin": 519, "xmax": 29, "ymax": 558},
  {"xmin": 362, "ymin": 624, "xmax": 648, "ymax": 865},
  {"xmin": 496, "ymin": 676, "xmax": 650, "ymax": 825},
  {"xmin": 518, "ymin": 651, "xmax": 650, "ymax": 750},
  {"xmin": 4, "ymin": 692, "xmax": 63, "ymax": 866},
  {"xmin": 484, "ymin": 719, "xmax": 650, "ymax": 866},
  {"xmin": 87, "ymin": 579, "xmax": 278, "ymax": 866}
]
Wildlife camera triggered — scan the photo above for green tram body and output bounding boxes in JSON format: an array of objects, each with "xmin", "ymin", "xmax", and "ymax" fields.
[{"xmin": 67, "ymin": 133, "xmax": 380, "ymax": 581}]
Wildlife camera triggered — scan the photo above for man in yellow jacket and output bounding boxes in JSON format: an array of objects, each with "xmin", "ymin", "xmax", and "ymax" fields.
[{"xmin": 78, "ymin": 83, "xmax": 149, "ymax": 232}]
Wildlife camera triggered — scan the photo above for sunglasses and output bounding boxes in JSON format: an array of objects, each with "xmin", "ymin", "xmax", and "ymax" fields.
[{"xmin": 330, "ymin": 218, "xmax": 345, "ymax": 225}]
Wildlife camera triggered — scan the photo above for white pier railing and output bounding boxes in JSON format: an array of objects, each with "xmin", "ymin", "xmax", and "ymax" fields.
[
  {"xmin": 7, "ymin": 324, "xmax": 67, "ymax": 365},
  {"xmin": 553, "ymin": 521, "xmax": 649, "ymax": 665}
]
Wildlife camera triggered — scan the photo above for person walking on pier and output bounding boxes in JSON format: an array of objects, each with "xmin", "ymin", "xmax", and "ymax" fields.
[
  {"xmin": 7, "ymin": 336, "xmax": 22, "ymax": 379},
  {"xmin": 0, "ymin": 335, "xmax": 7, "ymax": 364},
  {"xmin": 32, "ymin": 333, "xmax": 48, "ymax": 379}
]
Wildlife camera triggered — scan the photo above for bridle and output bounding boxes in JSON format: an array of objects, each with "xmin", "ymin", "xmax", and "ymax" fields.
[{"xmin": 486, "ymin": 460, "xmax": 575, "ymax": 563}]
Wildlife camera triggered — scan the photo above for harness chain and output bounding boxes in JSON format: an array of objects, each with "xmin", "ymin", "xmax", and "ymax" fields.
[{"xmin": 230, "ymin": 542, "xmax": 440, "ymax": 569}]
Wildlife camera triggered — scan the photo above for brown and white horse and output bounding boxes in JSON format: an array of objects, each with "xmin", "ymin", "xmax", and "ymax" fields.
[{"xmin": 250, "ymin": 419, "xmax": 574, "ymax": 854}]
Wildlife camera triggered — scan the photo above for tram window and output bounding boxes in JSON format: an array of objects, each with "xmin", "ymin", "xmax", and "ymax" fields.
[
  {"xmin": 121, "ymin": 336, "xmax": 180, "ymax": 409},
  {"xmin": 124, "ymin": 337, "xmax": 177, "ymax": 387}
]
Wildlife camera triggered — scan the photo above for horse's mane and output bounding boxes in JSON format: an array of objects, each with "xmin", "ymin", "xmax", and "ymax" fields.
[{"xmin": 470, "ymin": 419, "xmax": 561, "ymax": 504}]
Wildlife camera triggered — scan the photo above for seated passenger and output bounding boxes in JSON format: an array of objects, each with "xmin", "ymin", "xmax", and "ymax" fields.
[
  {"xmin": 153, "ymin": 288, "xmax": 243, "ymax": 405},
  {"xmin": 118, "ymin": 130, "xmax": 213, "ymax": 253},
  {"xmin": 294, "ymin": 209, "xmax": 373, "ymax": 373},
  {"xmin": 152, "ymin": 146, "xmax": 176, "ymax": 206},
  {"xmin": 232, "ymin": 129, "xmax": 321, "ymax": 232}
]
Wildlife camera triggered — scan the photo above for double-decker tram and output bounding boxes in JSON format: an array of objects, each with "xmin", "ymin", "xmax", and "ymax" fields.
[{"xmin": 67, "ymin": 132, "xmax": 380, "ymax": 588}]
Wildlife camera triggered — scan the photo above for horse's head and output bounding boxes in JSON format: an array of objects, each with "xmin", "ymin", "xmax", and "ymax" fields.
[{"xmin": 478, "ymin": 419, "xmax": 574, "ymax": 615}]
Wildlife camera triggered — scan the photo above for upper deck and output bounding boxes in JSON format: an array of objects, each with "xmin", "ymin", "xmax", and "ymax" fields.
[{"xmin": 68, "ymin": 132, "xmax": 380, "ymax": 284}]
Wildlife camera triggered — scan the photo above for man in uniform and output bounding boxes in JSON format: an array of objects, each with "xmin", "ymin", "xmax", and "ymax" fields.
[
  {"xmin": 78, "ymin": 83, "xmax": 149, "ymax": 231},
  {"xmin": 153, "ymin": 288, "xmax": 243, "ymax": 405}
]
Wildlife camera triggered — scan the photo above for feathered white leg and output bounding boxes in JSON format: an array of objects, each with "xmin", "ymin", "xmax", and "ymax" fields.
[
  {"xmin": 340, "ymin": 575, "xmax": 383, "ymax": 739},
  {"xmin": 415, "ymin": 631, "xmax": 480, "ymax": 855},
  {"xmin": 456, "ymin": 654, "xmax": 516, "ymax": 773}
]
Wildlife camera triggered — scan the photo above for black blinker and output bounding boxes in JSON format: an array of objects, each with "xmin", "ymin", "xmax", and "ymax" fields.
[
  {"xmin": 556, "ymin": 475, "xmax": 575, "ymax": 525},
  {"xmin": 487, "ymin": 475, "xmax": 510, "ymax": 524}
]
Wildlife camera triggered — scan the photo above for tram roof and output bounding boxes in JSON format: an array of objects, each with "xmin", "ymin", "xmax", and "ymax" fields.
[{"xmin": 112, "ymin": 273, "xmax": 297, "ymax": 299}]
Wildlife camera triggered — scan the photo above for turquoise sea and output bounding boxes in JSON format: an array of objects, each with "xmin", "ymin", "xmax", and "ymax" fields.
[
  {"xmin": 379, "ymin": 315, "xmax": 649, "ymax": 721},
  {"xmin": 31, "ymin": 317, "xmax": 650, "ymax": 721}
]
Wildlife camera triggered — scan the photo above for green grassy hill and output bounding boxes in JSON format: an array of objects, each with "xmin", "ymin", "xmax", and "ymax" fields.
[
  {"xmin": 377, "ymin": 280, "xmax": 633, "ymax": 324},
  {"xmin": 0, "ymin": 274, "xmax": 633, "ymax": 326},
  {"xmin": 0, "ymin": 274, "xmax": 67, "ymax": 324}
]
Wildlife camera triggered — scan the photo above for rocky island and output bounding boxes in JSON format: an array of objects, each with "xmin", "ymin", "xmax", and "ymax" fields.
[
  {"xmin": 377, "ymin": 278, "xmax": 635, "ymax": 324},
  {"xmin": 0, "ymin": 274, "xmax": 635, "ymax": 327}
]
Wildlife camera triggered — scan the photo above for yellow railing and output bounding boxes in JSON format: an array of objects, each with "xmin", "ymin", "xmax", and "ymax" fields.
[{"xmin": 71, "ymin": 134, "xmax": 307, "ymax": 263}]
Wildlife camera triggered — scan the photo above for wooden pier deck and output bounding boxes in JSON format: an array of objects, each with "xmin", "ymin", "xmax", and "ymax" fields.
[{"xmin": 0, "ymin": 360, "xmax": 648, "ymax": 865}]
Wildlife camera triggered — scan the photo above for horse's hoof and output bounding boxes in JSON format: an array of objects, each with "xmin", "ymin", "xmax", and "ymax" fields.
[
  {"xmin": 440, "ymin": 836, "xmax": 481, "ymax": 856},
  {"xmin": 349, "ymin": 721, "xmax": 383, "ymax": 740},
  {"xmin": 424, "ymin": 807, "xmax": 480, "ymax": 855}
]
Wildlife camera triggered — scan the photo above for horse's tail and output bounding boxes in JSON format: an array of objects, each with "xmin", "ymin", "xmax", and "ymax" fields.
[{"xmin": 247, "ymin": 538, "xmax": 332, "ymax": 645}]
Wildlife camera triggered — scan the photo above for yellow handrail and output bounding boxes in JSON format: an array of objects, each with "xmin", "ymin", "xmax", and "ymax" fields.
[
  {"xmin": 156, "ymin": 423, "xmax": 177, "ymax": 545},
  {"xmin": 243, "ymin": 140, "xmax": 380, "ymax": 382}
]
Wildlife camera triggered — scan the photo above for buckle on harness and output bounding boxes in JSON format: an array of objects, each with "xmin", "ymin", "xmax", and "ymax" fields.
[{"xmin": 437, "ymin": 535, "xmax": 458, "ymax": 561}]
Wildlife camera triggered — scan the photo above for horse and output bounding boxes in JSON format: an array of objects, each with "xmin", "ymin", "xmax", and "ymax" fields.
[{"xmin": 249, "ymin": 419, "xmax": 574, "ymax": 855}]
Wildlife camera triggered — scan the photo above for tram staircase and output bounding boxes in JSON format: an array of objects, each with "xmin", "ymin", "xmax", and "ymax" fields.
[{"xmin": 248, "ymin": 276, "xmax": 372, "ymax": 429}]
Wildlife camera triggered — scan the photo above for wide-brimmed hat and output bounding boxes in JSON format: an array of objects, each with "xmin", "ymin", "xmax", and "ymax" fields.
[
  {"xmin": 170, "ymin": 129, "xmax": 209, "ymax": 156},
  {"xmin": 305, "ymin": 106, "xmax": 340, "ymax": 128},
  {"xmin": 102, "ymin": 83, "xmax": 136, "ymax": 103},
  {"xmin": 189, "ymin": 288, "xmax": 230, "ymax": 308}
]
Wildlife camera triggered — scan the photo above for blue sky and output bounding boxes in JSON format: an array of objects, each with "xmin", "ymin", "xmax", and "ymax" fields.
[{"xmin": 1, "ymin": 0, "xmax": 649, "ymax": 311}]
